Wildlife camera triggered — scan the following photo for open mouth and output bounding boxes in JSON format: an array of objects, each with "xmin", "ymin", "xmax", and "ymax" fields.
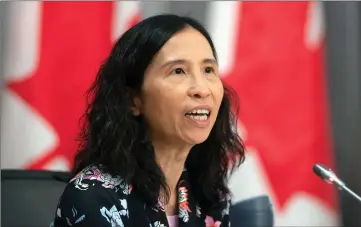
[{"xmin": 185, "ymin": 109, "xmax": 211, "ymax": 122}]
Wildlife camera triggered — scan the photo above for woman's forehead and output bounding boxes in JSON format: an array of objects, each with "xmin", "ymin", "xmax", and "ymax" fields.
[{"xmin": 153, "ymin": 28, "xmax": 215, "ymax": 65}]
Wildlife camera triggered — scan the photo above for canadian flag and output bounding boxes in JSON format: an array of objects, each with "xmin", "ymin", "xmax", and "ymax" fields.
[
  {"xmin": 207, "ymin": 1, "xmax": 340, "ymax": 226},
  {"xmin": 1, "ymin": 1, "xmax": 141, "ymax": 171}
]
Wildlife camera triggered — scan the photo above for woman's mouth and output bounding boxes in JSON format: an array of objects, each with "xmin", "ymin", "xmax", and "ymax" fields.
[{"xmin": 185, "ymin": 109, "xmax": 211, "ymax": 125}]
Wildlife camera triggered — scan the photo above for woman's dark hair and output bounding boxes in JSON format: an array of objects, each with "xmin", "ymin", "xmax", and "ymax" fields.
[{"xmin": 74, "ymin": 14, "xmax": 245, "ymax": 213}]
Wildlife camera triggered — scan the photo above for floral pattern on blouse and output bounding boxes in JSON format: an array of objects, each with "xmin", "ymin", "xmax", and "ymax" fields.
[
  {"xmin": 51, "ymin": 165, "xmax": 231, "ymax": 227},
  {"xmin": 178, "ymin": 180, "xmax": 191, "ymax": 223}
]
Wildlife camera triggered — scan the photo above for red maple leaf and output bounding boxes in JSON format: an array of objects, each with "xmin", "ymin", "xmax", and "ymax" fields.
[
  {"xmin": 7, "ymin": 2, "xmax": 114, "ymax": 169},
  {"xmin": 222, "ymin": 2, "xmax": 337, "ymax": 210}
]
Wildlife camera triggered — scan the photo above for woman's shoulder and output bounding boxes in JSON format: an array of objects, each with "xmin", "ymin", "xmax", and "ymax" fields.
[
  {"xmin": 52, "ymin": 165, "xmax": 132, "ymax": 226},
  {"xmin": 63, "ymin": 164, "xmax": 133, "ymax": 199}
]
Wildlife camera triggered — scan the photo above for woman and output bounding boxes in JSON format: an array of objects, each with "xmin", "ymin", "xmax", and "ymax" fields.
[{"xmin": 52, "ymin": 14, "xmax": 245, "ymax": 227}]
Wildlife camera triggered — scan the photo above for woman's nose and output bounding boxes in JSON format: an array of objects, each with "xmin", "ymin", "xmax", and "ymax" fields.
[{"xmin": 187, "ymin": 83, "xmax": 211, "ymax": 99}]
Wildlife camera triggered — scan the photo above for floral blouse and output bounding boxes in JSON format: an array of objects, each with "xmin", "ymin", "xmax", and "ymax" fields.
[{"xmin": 51, "ymin": 165, "xmax": 231, "ymax": 227}]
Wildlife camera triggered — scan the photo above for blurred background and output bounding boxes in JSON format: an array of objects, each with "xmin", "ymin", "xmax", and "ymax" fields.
[{"xmin": 0, "ymin": 1, "xmax": 360, "ymax": 226}]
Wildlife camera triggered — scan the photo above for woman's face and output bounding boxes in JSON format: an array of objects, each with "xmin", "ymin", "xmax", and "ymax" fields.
[{"xmin": 134, "ymin": 27, "xmax": 224, "ymax": 146}]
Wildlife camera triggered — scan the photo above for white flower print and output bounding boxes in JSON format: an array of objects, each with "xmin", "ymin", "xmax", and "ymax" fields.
[
  {"xmin": 100, "ymin": 200, "xmax": 128, "ymax": 227},
  {"xmin": 179, "ymin": 208, "xmax": 190, "ymax": 222},
  {"xmin": 100, "ymin": 205, "xmax": 125, "ymax": 227},
  {"xmin": 57, "ymin": 208, "xmax": 62, "ymax": 218},
  {"xmin": 196, "ymin": 205, "xmax": 201, "ymax": 218},
  {"xmin": 153, "ymin": 221, "xmax": 166, "ymax": 227},
  {"xmin": 119, "ymin": 199, "xmax": 128, "ymax": 217},
  {"xmin": 221, "ymin": 200, "xmax": 230, "ymax": 218},
  {"xmin": 63, "ymin": 206, "xmax": 85, "ymax": 226},
  {"xmin": 114, "ymin": 182, "xmax": 133, "ymax": 195}
]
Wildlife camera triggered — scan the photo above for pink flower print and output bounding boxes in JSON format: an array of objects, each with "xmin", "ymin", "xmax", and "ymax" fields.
[{"xmin": 205, "ymin": 216, "xmax": 221, "ymax": 227}]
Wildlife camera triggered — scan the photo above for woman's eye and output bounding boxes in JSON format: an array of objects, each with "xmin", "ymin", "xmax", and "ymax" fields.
[
  {"xmin": 204, "ymin": 66, "xmax": 215, "ymax": 74},
  {"xmin": 172, "ymin": 68, "xmax": 185, "ymax": 75}
]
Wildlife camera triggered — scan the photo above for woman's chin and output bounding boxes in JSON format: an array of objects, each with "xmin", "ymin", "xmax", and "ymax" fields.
[{"xmin": 183, "ymin": 133, "xmax": 210, "ymax": 145}]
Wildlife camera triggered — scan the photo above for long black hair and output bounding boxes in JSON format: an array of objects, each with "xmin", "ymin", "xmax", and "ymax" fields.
[{"xmin": 73, "ymin": 14, "xmax": 245, "ymax": 214}]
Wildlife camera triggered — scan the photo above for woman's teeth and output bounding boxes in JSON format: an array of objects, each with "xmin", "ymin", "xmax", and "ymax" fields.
[
  {"xmin": 185, "ymin": 109, "xmax": 210, "ymax": 121},
  {"xmin": 186, "ymin": 109, "xmax": 210, "ymax": 115},
  {"xmin": 186, "ymin": 114, "xmax": 208, "ymax": 121}
]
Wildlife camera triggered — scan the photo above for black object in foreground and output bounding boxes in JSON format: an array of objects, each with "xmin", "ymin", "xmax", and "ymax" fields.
[{"xmin": 230, "ymin": 195, "xmax": 274, "ymax": 227}]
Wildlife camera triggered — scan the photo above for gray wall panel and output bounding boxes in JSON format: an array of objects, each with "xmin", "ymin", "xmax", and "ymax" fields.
[
  {"xmin": 142, "ymin": 1, "xmax": 208, "ymax": 26},
  {"xmin": 142, "ymin": 1, "xmax": 171, "ymax": 18},
  {"xmin": 169, "ymin": 1, "xmax": 207, "ymax": 25},
  {"xmin": 325, "ymin": 2, "xmax": 361, "ymax": 226}
]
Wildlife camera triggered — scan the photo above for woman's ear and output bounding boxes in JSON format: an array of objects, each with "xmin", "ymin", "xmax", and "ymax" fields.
[{"xmin": 130, "ymin": 90, "xmax": 142, "ymax": 116}]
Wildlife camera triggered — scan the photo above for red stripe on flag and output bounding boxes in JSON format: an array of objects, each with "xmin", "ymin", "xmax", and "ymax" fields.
[
  {"xmin": 8, "ymin": 2, "xmax": 114, "ymax": 169},
  {"xmin": 223, "ymin": 2, "xmax": 337, "ymax": 210}
]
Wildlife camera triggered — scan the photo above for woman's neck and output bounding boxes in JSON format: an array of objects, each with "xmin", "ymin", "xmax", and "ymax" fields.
[
  {"xmin": 152, "ymin": 141, "xmax": 192, "ymax": 215},
  {"xmin": 154, "ymin": 142, "xmax": 190, "ymax": 190}
]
